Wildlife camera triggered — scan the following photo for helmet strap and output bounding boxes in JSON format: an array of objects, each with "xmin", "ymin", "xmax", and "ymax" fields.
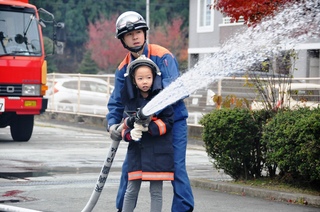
[{"xmin": 120, "ymin": 30, "xmax": 147, "ymax": 54}]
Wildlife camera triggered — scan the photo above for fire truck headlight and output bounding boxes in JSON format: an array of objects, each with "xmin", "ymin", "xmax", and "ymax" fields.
[{"xmin": 22, "ymin": 84, "xmax": 41, "ymax": 96}]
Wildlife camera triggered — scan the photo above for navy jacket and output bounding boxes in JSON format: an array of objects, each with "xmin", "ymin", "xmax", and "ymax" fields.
[{"xmin": 121, "ymin": 66, "xmax": 175, "ymax": 181}]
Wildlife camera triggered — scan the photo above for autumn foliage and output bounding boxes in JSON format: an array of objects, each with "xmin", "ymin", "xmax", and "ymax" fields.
[
  {"xmin": 149, "ymin": 18, "xmax": 188, "ymax": 63},
  {"xmin": 87, "ymin": 15, "xmax": 127, "ymax": 73},
  {"xmin": 87, "ymin": 16, "xmax": 188, "ymax": 73},
  {"xmin": 214, "ymin": 0, "xmax": 298, "ymax": 25}
]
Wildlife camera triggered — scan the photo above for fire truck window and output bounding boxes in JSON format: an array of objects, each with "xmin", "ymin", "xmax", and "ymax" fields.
[{"xmin": 0, "ymin": 11, "xmax": 41, "ymax": 55}]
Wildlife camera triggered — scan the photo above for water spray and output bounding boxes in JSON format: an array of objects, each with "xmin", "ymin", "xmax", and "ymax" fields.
[{"xmin": 142, "ymin": 0, "xmax": 320, "ymax": 116}]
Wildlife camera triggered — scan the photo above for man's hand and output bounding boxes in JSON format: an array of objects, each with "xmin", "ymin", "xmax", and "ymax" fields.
[
  {"xmin": 130, "ymin": 128, "xmax": 142, "ymax": 141},
  {"xmin": 109, "ymin": 124, "xmax": 122, "ymax": 141}
]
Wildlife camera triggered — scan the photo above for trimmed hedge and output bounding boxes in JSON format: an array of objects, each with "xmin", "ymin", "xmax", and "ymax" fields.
[
  {"xmin": 199, "ymin": 108, "xmax": 272, "ymax": 180},
  {"xmin": 262, "ymin": 108, "xmax": 320, "ymax": 185},
  {"xmin": 200, "ymin": 107, "xmax": 320, "ymax": 186}
]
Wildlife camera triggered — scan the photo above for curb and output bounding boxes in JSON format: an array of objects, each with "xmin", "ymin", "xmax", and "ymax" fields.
[{"xmin": 190, "ymin": 179, "xmax": 320, "ymax": 207}]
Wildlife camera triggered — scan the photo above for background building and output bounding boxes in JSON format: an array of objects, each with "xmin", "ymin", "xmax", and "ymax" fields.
[{"xmin": 188, "ymin": 0, "xmax": 320, "ymax": 80}]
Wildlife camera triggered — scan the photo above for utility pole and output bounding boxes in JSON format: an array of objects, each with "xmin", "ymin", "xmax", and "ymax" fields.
[{"xmin": 146, "ymin": 0, "xmax": 149, "ymax": 43}]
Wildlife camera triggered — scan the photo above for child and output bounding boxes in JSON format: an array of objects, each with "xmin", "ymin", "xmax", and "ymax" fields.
[{"xmin": 120, "ymin": 55, "xmax": 174, "ymax": 212}]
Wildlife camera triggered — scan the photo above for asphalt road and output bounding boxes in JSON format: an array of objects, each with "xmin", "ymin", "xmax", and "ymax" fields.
[{"xmin": 0, "ymin": 121, "xmax": 319, "ymax": 212}]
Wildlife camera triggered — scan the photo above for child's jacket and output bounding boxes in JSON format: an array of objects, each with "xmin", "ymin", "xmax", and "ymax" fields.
[{"xmin": 120, "ymin": 71, "xmax": 174, "ymax": 181}]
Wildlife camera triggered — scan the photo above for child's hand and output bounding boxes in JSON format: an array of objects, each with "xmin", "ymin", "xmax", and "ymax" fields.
[
  {"xmin": 130, "ymin": 128, "xmax": 142, "ymax": 141},
  {"xmin": 134, "ymin": 122, "xmax": 148, "ymax": 132}
]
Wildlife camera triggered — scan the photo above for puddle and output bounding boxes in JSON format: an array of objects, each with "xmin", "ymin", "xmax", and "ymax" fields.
[{"xmin": 0, "ymin": 171, "xmax": 52, "ymax": 180}]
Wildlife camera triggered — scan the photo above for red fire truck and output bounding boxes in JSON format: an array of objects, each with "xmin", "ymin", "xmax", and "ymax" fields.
[{"xmin": 0, "ymin": 0, "xmax": 65, "ymax": 141}]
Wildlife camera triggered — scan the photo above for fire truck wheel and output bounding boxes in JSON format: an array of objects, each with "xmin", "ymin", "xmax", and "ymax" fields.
[{"xmin": 10, "ymin": 115, "xmax": 34, "ymax": 142}]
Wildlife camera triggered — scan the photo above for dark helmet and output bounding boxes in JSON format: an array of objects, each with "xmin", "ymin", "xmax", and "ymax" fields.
[
  {"xmin": 116, "ymin": 11, "xmax": 149, "ymax": 53},
  {"xmin": 121, "ymin": 55, "xmax": 162, "ymax": 103},
  {"xmin": 126, "ymin": 55, "xmax": 161, "ymax": 80}
]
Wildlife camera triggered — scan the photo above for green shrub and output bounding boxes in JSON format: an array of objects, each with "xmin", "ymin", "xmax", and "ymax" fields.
[
  {"xmin": 262, "ymin": 107, "xmax": 320, "ymax": 185},
  {"xmin": 200, "ymin": 106, "xmax": 320, "ymax": 187},
  {"xmin": 199, "ymin": 108, "xmax": 269, "ymax": 180}
]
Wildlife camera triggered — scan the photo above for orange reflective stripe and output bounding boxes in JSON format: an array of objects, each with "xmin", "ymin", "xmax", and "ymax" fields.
[
  {"xmin": 118, "ymin": 53, "xmax": 131, "ymax": 70},
  {"xmin": 141, "ymin": 172, "xmax": 174, "ymax": 181},
  {"xmin": 128, "ymin": 171, "xmax": 142, "ymax": 181},
  {"xmin": 148, "ymin": 44, "xmax": 173, "ymax": 58},
  {"xmin": 129, "ymin": 171, "xmax": 174, "ymax": 181},
  {"xmin": 154, "ymin": 119, "xmax": 166, "ymax": 135}
]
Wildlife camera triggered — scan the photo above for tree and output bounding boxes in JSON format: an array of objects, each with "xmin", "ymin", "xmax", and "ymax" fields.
[
  {"xmin": 214, "ymin": 0, "xmax": 297, "ymax": 25},
  {"xmin": 78, "ymin": 51, "xmax": 100, "ymax": 74},
  {"xmin": 29, "ymin": 0, "xmax": 189, "ymax": 73},
  {"xmin": 86, "ymin": 15, "xmax": 127, "ymax": 73},
  {"xmin": 213, "ymin": 0, "xmax": 307, "ymax": 111},
  {"xmin": 43, "ymin": 37, "xmax": 57, "ymax": 73},
  {"xmin": 149, "ymin": 18, "xmax": 188, "ymax": 70}
]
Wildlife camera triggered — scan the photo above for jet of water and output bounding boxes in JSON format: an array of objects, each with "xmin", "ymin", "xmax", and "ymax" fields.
[{"xmin": 142, "ymin": 0, "xmax": 320, "ymax": 116}]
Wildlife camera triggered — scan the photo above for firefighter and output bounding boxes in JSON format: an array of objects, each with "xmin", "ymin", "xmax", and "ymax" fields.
[{"xmin": 107, "ymin": 11, "xmax": 194, "ymax": 212}]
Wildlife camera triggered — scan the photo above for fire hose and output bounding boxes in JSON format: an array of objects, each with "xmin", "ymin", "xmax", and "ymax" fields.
[
  {"xmin": 81, "ymin": 123, "xmax": 124, "ymax": 212},
  {"xmin": 82, "ymin": 108, "xmax": 150, "ymax": 211},
  {"xmin": 0, "ymin": 204, "xmax": 42, "ymax": 212}
]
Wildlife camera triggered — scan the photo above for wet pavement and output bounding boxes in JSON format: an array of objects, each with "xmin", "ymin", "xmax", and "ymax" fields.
[{"xmin": 0, "ymin": 120, "xmax": 319, "ymax": 212}]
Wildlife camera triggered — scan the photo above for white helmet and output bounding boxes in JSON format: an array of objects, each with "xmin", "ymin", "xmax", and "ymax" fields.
[
  {"xmin": 116, "ymin": 11, "xmax": 149, "ymax": 39},
  {"xmin": 116, "ymin": 11, "xmax": 149, "ymax": 53}
]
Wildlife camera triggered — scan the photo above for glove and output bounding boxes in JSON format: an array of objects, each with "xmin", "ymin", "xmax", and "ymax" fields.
[
  {"xmin": 134, "ymin": 122, "xmax": 148, "ymax": 132},
  {"xmin": 130, "ymin": 128, "xmax": 142, "ymax": 141},
  {"xmin": 109, "ymin": 124, "xmax": 122, "ymax": 141}
]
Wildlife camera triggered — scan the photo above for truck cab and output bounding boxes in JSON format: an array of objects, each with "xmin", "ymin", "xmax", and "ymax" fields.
[{"xmin": 0, "ymin": 0, "xmax": 64, "ymax": 141}]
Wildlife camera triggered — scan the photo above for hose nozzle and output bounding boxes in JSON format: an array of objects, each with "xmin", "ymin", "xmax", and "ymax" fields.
[{"xmin": 135, "ymin": 107, "xmax": 151, "ymax": 127}]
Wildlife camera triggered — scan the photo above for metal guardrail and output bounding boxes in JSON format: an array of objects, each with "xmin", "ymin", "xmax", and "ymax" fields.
[
  {"xmin": 46, "ymin": 73, "xmax": 113, "ymax": 116},
  {"xmin": 46, "ymin": 73, "xmax": 320, "ymax": 126}
]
